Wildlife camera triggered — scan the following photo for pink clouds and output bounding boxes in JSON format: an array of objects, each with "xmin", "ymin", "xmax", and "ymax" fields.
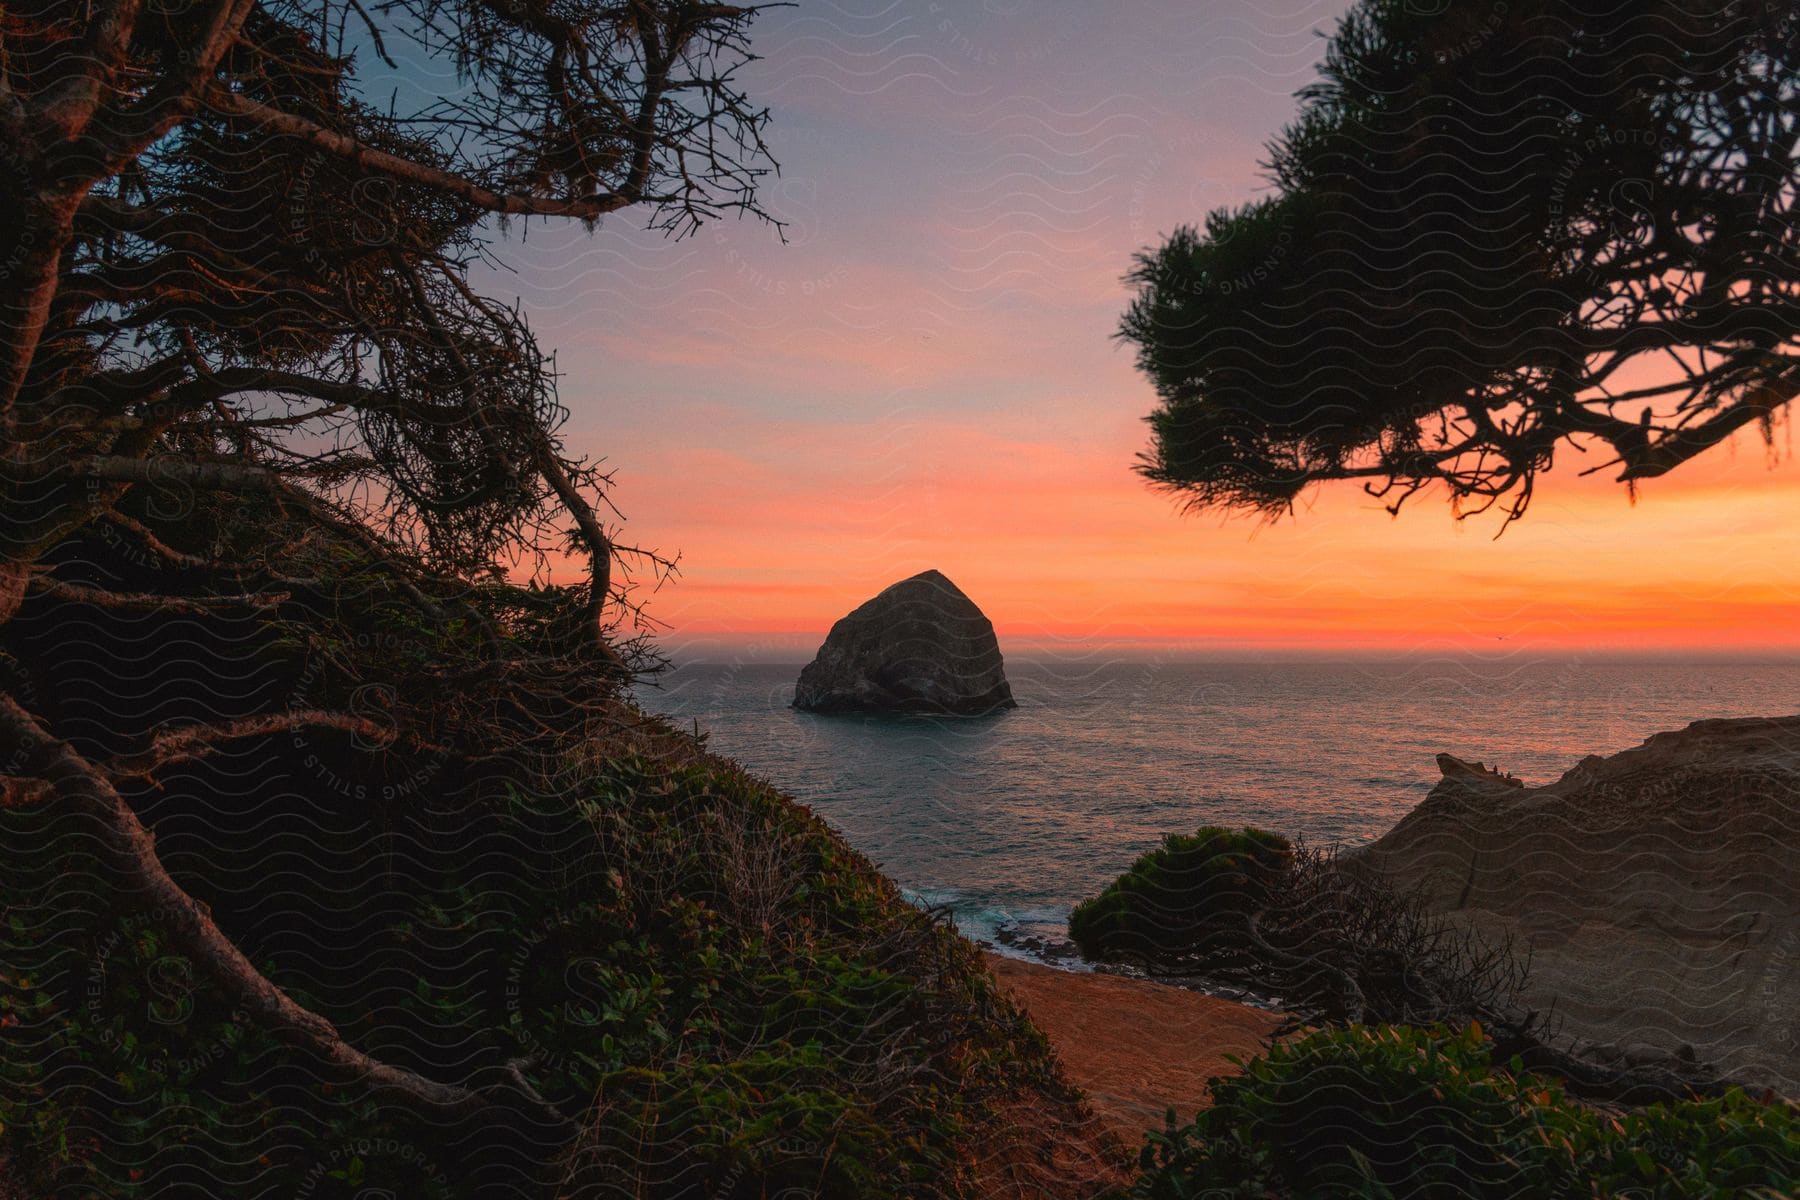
[{"xmin": 485, "ymin": 1, "xmax": 1800, "ymax": 662}]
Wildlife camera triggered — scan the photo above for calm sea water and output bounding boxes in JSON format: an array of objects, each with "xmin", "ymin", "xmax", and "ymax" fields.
[{"xmin": 634, "ymin": 659, "xmax": 1800, "ymax": 961}]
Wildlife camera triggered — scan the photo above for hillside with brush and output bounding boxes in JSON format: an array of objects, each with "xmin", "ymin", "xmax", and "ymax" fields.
[{"xmin": 0, "ymin": 493, "xmax": 1122, "ymax": 1198}]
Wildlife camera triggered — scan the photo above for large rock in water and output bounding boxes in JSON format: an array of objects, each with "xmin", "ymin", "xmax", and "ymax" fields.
[
  {"xmin": 793, "ymin": 570, "xmax": 1016, "ymax": 715},
  {"xmin": 1353, "ymin": 716, "xmax": 1800, "ymax": 1094}
]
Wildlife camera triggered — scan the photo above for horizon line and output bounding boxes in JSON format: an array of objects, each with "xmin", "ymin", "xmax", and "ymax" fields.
[{"xmin": 644, "ymin": 647, "xmax": 1800, "ymax": 668}]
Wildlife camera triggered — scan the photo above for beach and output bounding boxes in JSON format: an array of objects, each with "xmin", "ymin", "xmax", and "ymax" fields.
[{"xmin": 984, "ymin": 954, "xmax": 1282, "ymax": 1148}]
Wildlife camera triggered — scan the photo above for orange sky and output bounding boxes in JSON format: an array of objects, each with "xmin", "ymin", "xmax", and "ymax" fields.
[
  {"xmin": 462, "ymin": 0, "xmax": 1800, "ymax": 662},
  {"xmin": 610, "ymin": 390, "xmax": 1800, "ymax": 660}
]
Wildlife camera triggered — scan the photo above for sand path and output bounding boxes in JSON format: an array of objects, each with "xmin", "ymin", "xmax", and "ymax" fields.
[{"xmin": 985, "ymin": 953, "xmax": 1281, "ymax": 1149}]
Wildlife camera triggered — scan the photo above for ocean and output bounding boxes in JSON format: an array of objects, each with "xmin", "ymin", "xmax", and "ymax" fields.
[{"xmin": 634, "ymin": 658, "xmax": 1800, "ymax": 963}]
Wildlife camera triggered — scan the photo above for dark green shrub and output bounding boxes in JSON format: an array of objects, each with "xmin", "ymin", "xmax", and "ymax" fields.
[
  {"xmin": 1068, "ymin": 826, "xmax": 1292, "ymax": 963},
  {"xmin": 1585, "ymin": 1087, "xmax": 1800, "ymax": 1198},
  {"xmin": 1132, "ymin": 1023, "xmax": 1589, "ymax": 1198},
  {"xmin": 1130, "ymin": 1024, "xmax": 1800, "ymax": 1200},
  {"xmin": 1074, "ymin": 832, "xmax": 1536, "ymax": 1037}
]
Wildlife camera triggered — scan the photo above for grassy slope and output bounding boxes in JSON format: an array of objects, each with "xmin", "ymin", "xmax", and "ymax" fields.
[{"xmin": 0, "ymin": 503, "xmax": 1123, "ymax": 1199}]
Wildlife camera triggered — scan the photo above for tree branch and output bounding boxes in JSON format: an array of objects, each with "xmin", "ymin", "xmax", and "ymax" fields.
[
  {"xmin": 1617, "ymin": 366, "xmax": 1799, "ymax": 480},
  {"xmin": 204, "ymin": 88, "xmax": 653, "ymax": 220},
  {"xmin": 105, "ymin": 709, "xmax": 415, "ymax": 780},
  {"xmin": 0, "ymin": 695, "xmax": 574, "ymax": 1132},
  {"xmin": 27, "ymin": 578, "xmax": 288, "ymax": 616}
]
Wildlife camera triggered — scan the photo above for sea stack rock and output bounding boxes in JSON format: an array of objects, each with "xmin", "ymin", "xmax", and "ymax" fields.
[{"xmin": 794, "ymin": 570, "xmax": 1016, "ymax": 715}]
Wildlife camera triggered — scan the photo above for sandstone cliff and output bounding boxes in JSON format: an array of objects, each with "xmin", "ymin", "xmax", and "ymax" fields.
[{"xmin": 1356, "ymin": 715, "xmax": 1800, "ymax": 1093}]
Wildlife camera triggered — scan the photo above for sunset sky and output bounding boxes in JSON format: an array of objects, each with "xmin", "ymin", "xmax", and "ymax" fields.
[{"xmin": 463, "ymin": 0, "xmax": 1800, "ymax": 661}]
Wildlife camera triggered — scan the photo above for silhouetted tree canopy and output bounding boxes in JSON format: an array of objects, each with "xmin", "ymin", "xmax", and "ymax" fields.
[
  {"xmin": 2, "ymin": 0, "xmax": 777, "ymax": 630},
  {"xmin": 1121, "ymin": 0, "xmax": 1799, "ymax": 524},
  {"xmin": 1, "ymin": 0, "xmax": 775, "ymax": 1130}
]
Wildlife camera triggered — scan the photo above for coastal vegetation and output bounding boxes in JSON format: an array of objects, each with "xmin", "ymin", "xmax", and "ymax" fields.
[
  {"xmin": 1070, "ymin": 828, "xmax": 1533, "ymax": 1036},
  {"xmin": 1071, "ymin": 803, "xmax": 1797, "ymax": 1192},
  {"xmin": 1103, "ymin": 0, "xmax": 1800, "ymax": 1182},
  {"xmin": 1068, "ymin": 827, "xmax": 1292, "ymax": 969},
  {"xmin": 1120, "ymin": 0, "xmax": 1799, "ymax": 526},
  {"xmin": 0, "ymin": 0, "xmax": 1116, "ymax": 1194},
  {"xmin": 3, "ymin": 0, "xmax": 1795, "ymax": 1192},
  {"xmin": 1131, "ymin": 1024, "xmax": 1798, "ymax": 1199},
  {"xmin": 0, "ymin": 497, "xmax": 1117, "ymax": 1195},
  {"xmin": 1069, "ymin": 782, "xmax": 1800, "ymax": 1196}
]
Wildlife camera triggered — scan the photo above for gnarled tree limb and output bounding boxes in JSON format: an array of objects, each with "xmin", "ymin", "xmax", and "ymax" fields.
[
  {"xmin": 0, "ymin": 695, "xmax": 573, "ymax": 1134},
  {"xmin": 104, "ymin": 709, "xmax": 417, "ymax": 780},
  {"xmin": 27, "ymin": 578, "xmax": 288, "ymax": 615}
]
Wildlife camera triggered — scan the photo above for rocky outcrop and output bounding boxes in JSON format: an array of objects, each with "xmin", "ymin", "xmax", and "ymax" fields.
[
  {"xmin": 1356, "ymin": 716, "xmax": 1800, "ymax": 1094},
  {"xmin": 793, "ymin": 570, "xmax": 1016, "ymax": 715}
]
